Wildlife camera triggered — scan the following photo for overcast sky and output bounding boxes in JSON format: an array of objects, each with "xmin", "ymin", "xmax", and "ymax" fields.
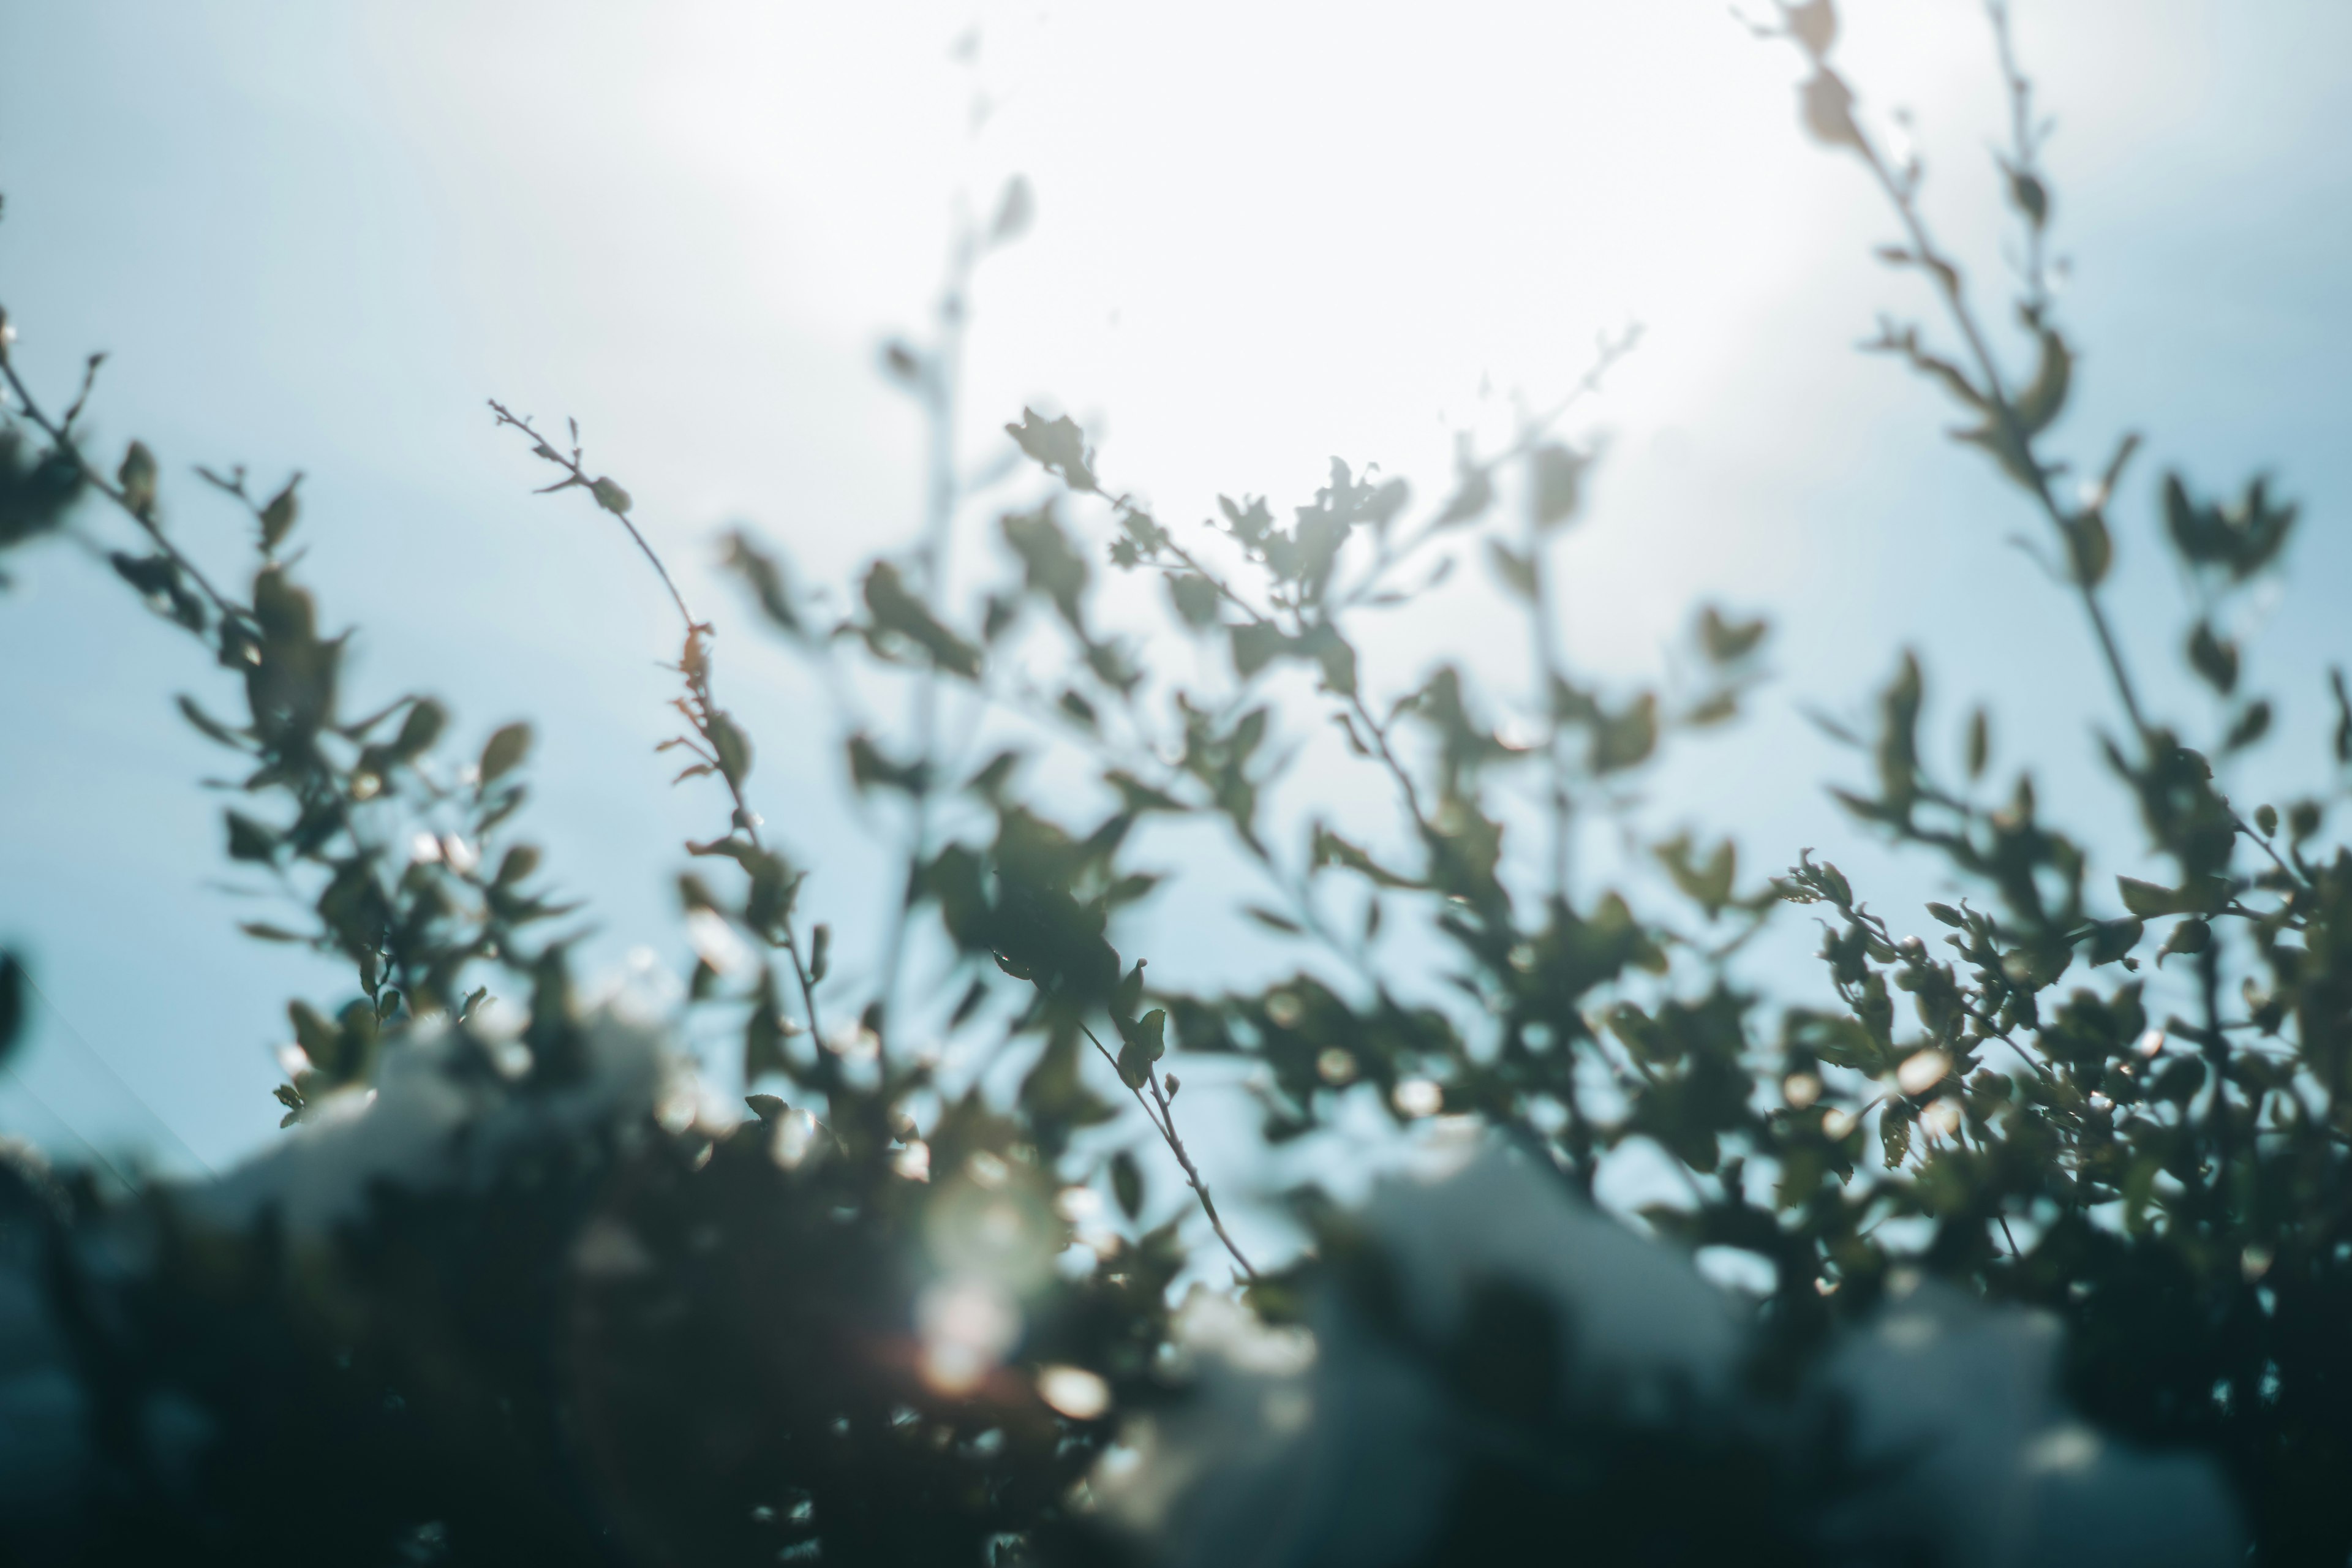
[{"xmin": 2, "ymin": 1, "xmax": 2346, "ymax": 1196}]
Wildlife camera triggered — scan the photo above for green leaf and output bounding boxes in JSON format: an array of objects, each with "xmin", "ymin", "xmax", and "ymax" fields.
[
  {"xmin": 1297, "ymin": 621, "xmax": 1357, "ymax": 696},
  {"xmin": 1002, "ymin": 503, "xmax": 1090, "ymax": 631},
  {"xmin": 590, "ymin": 476, "xmax": 632, "ymax": 515},
  {"xmin": 1230, "ymin": 620, "xmax": 1285, "ymax": 679},
  {"xmin": 1168, "ymin": 573, "xmax": 1221, "ymax": 629},
  {"xmin": 479, "ymin": 722, "xmax": 533, "ymax": 785},
  {"xmin": 1698, "ymin": 606, "xmax": 1767, "ymax": 663},
  {"xmin": 2012, "ymin": 330, "xmax": 2071, "ymax": 435},
  {"xmin": 744, "ymin": 972, "xmax": 789, "ymax": 1081},
  {"xmin": 117, "ymin": 440, "xmax": 158, "ymax": 514},
  {"xmin": 1874, "ymin": 652, "xmax": 1923, "ymax": 809},
  {"xmin": 1114, "ymin": 1008, "xmax": 1167, "ymax": 1088},
  {"xmin": 1243, "ymin": 905, "xmax": 1303, "ymax": 935},
  {"xmin": 1110, "ymin": 1150, "xmax": 1145, "ymax": 1219},
  {"xmin": 2085, "ymin": 917, "xmax": 2143, "ymax": 967},
  {"xmin": 288, "ymin": 1000, "xmax": 342, "ymax": 1076},
  {"xmin": 1311, "ymin": 826, "xmax": 1425, "ymax": 889},
  {"xmin": 2224, "ymin": 699, "xmax": 2272, "ymax": 753},
  {"xmin": 2164, "ymin": 472, "xmax": 2298, "ymax": 582},
  {"xmin": 848, "ymin": 733, "xmax": 924, "ymax": 793},
  {"xmin": 1487, "ymin": 540, "xmax": 1537, "ymax": 600},
  {"xmin": 1430, "ymin": 440, "xmax": 1494, "ymax": 530},
  {"xmin": 1656, "ymin": 834, "xmax": 1736, "ymax": 916},
  {"xmin": 2008, "ymin": 168, "xmax": 2049, "ymax": 225},
  {"xmin": 1115, "ymin": 960, "xmax": 1148, "ymax": 1018},
  {"xmin": 2063, "ymin": 510, "xmax": 2111, "ymax": 587},
  {"xmin": 1591, "ymin": 693, "xmax": 1658, "ymax": 774},
  {"xmin": 864, "ymin": 560, "xmax": 981, "ymax": 679},
  {"xmin": 2158, "ymin": 918, "xmax": 2211, "ymax": 965},
  {"xmin": 2187, "ymin": 620, "xmax": 2238, "ymax": 695},
  {"xmin": 722, "ymin": 530, "xmax": 802, "ymax": 636},
  {"xmin": 393, "ymin": 698, "xmax": 447, "ymax": 761},
  {"xmin": 1005, "ymin": 407, "xmax": 1099, "ymax": 493},
  {"xmin": 1529, "ymin": 442, "xmax": 1587, "ymax": 530},
  {"xmin": 177, "ymin": 694, "xmax": 246, "ymax": 747},
  {"xmin": 2117, "ymin": 875, "xmax": 2229, "ymax": 919},
  {"xmin": 225, "ymin": 810, "xmax": 278, "ymax": 864},
  {"xmin": 1879, "ymin": 1104, "xmax": 1912, "ymax": 1168},
  {"xmin": 0, "ymin": 952, "xmax": 23, "ymax": 1068},
  {"xmin": 259, "ymin": 478, "xmax": 300, "ymax": 551}
]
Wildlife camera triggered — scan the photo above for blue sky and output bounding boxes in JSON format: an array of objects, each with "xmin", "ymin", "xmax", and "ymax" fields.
[{"xmin": 2, "ymin": 1, "xmax": 2346, "ymax": 1200}]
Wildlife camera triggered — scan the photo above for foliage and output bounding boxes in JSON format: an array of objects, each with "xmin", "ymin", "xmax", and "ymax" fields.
[{"xmin": 1, "ymin": 2, "xmax": 2346, "ymax": 1563}]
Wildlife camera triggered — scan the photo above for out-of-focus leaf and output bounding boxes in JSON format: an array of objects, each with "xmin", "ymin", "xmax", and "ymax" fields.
[
  {"xmin": 848, "ymin": 733, "xmax": 925, "ymax": 793},
  {"xmin": 225, "ymin": 810, "xmax": 278, "ymax": 864},
  {"xmin": 1311, "ymin": 826, "xmax": 1425, "ymax": 889},
  {"xmin": 1110, "ymin": 1149, "xmax": 1144, "ymax": 1219},
  {"xmin": 118, "ymin": 440, "xmax": 158, "ymax": 514},
  {"xmin": 590, "ymin": 476, "xmax": 632, "ymax": 516},
  {"xmin": 1698, "ymin": 606, "xmax": 1768, "ymax": 663},
  {"xmin": 1430, "ymin": 441, "xmax": 1494, "ymax": 530},
  {"xmin": 864, "ymin": 560, "xmax": 981, "ymax": 678},
  {"xmin": 723, "ymin": 530, "xmax": 802, "ymax": 636},
  {"xmin": 2224, "ymin": 699, "xmax": 2272, "ymax": 753},
  {"xmin": 480, "ymin": 722, "xmax": 532, "ymax": 786},
  {"xmin": 1591, "ymin": 693, "xmax": 1658, "ymax": 774},
  {"xmin": 1114, "ymin": 1008, "xmax": 1166, "ymax": 1088},
  {"xmin": 707, "ymin": 711, "xmax": 753, "ymax": 787},
  {"xmin": 2012, "ymin": 330, "xmax": 2071, "ymax": 435},
  {"xmin": 2063, "ymin": 510, "xmax": 2111, "ymax": 587},
  {"xmin": 2085, "ymin": 918, "xmax": 2144, "ymax": 967},
  {"xmin": 1799, "ymin": 69, "xmax": 1860, "ymax": 148},
  {"xmin": 1785, "ymin": 0, "xmax": 1837, "ymax": 58},
  {"xmin": 393, "ymin": 698, "xmax": 447, "ymax": 761},
  {"xmin": 1169, "ymin": 573, "xmax": 1220, "ymax": 629},
  {"xmin": 1529, "ymin": 442, "xmax": 1587, "ymax": 530},
  {"xmin": 1487, "ymin": 540, "xmax": 1537, "ymax": 601},
  {"xmin": 258, "ymin": 477, "xmax": 300, "ymax": 551},
  {"xmin": 2187, "ymin": 621, "xmax": 2239, "ymax": 695},
  {"xmin": 1005, "ymin": 407, "xmax": 1098, "ymax": 493},
  {"xmin": 177, "ymin": 694, "xmax": 245, "ymax": 747},
  {"xmin": 1002, "ymin": 503, "xmax": 1089, "ymax": 631},
  {"xmin": 2117, "ymin": 875, "xmax": 2227, "ymax": 919},
  {"xmin": 1231, "ymin": 620, "xmax": 1284, "ymax": 679},
  {"xmin": 0, "ymin": 952, "xmax": 23, "ymax": 1068}
]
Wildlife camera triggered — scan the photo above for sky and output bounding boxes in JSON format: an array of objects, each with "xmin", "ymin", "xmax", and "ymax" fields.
[{"xmin": 1, "ymin": 0, "xmax": 2347, "ymax": 1213}]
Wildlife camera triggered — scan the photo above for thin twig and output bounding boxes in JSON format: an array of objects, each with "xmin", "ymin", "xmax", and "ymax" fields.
[
  {"xmin": 0, "ymin": 347, "xmax": 246, "ymax": 625},
  {"xmin": 1082, "ymin": 1022, "xmax": 1260, "ymax": 1281},
  {"xmin": 488, "ymin": 401, "xmax": 827, "ymax": 1047}
]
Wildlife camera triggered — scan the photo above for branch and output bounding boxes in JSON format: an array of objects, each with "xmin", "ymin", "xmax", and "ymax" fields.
[{"xmin": 1082, "ymin": 1022, "xmax": 1259, "ymax": 1281}]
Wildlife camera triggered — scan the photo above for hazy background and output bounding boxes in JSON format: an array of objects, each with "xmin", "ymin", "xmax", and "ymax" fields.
[{"xmin": 2, "ymin": 1, "xmax": 2345, "ymax": 1207}]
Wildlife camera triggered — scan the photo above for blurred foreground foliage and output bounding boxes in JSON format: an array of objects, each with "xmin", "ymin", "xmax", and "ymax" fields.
[{"xmin": 1, "ymin": 4, "xmax": 2346, "ymax": 1564}]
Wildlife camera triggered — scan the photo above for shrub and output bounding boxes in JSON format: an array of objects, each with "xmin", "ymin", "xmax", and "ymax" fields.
[{"xmin": 0, "ymin": 3, "xmax": 2342, "ymax": 1562}]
